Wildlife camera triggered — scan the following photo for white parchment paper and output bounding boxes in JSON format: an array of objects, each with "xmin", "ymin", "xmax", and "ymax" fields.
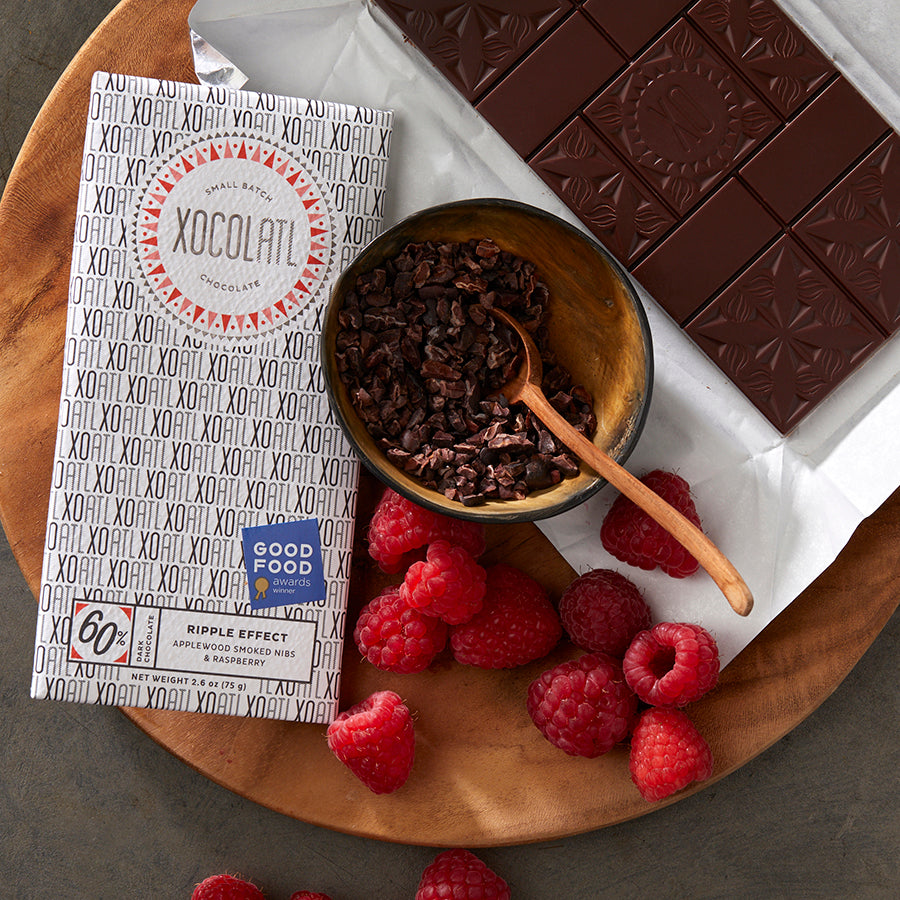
[{"xmin": 188, "ymin": 0, "xmax": 900, "ymax": 665}]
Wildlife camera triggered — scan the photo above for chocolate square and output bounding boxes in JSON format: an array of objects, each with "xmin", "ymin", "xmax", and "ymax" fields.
[
  {"xmin": 795, "ymin": 134, "xmax": 900, "ymax": 333},
  {"xmin": 685, "ymin": 236, "xmax": 885, "ymax": 432},
  {"xmin": 530, "ymin": 117, "xmax": 676, "ymax": 264},
  {"xmin": 584, "ymin": 19, "xmax": 779, "ymax": 216},
  {"xmin": 688, "ymin": 0, "xmax": 834, "ymax": 118}
]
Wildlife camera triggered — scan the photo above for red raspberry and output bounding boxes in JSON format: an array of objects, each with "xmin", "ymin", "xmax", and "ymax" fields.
[
  {"xmin": 415, "ymin": 849, "xmax": 510, "ymax": 900},
  {"xmin": 433, "ymin": 515, "xmax": 487, "ymax": 559},
  {"xmin": 600, "ymin": 469, "xmax": 702, "ymax": 577},
  {"xmin": 558, "ymin": 568, "xmax": 652, "ymax": 657},
  {"xmin": 289, "ymin": 893, "xmax": 332, "ymax": 900},
  {"xmin": 400, "ymin": 540, "xmax": 486, "ymax": 625},
  {"xmin": 191, "ymin": 875, "xmax": 264, "ymax": 900},
  {"xmin": 367, "ymin": 488, "xmax": 485, "ymax": 573},
  {"xmin": 366, "ymin": 488, "xmax": 433, "ymax": 573},
  {"xmin": 623, "ymin": 621, "xmax": 719, "ymax": 707},
  {"xmin": 450, "ymin": 563, "xmax": 562, "ymax": 668},
  {"xmin": 354, "ymin": 585, "xmax": 448, "ymax": 673},
  {"xmin": 629, "ymin": 707, "xmax": 714, "ymax": 801},
  {"xmin": 526, "ymin": 653, "xmax": 637, "ymax": 757},
  {"xmin": 326, "ymin": 690, "xmax": 415, "ymax": 794}
]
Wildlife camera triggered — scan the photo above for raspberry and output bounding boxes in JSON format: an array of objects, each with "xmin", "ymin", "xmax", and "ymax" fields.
[
  {"xmin": 354, "ymin": 585, "xmax": 448, "ymax": 673},
  {"xmin": 367, "ymin": 488, "xmax": 485, "ymax": 573},
  {"xmin": 326, "ymin": 690, "xmax": 415, "ymax": 794},
  {"xmin": 433, "ymin": 515, "xmax": 487, "ymax": 559},
  {"xmin": 191, "ymin": 875, "xmax": 264, "ymax": 900},
  {"xmin": 400, "ymin": 540, "xmax": 486, "ymax": 625},
  {"xmin": 366, "ymin": 489, "xmax": 434, "ymax": 573},
  {"xmin": 600, "ymin": 469, "xmax": 702, "ymax": 577},
  {"xmin": 526, "ymin": 653, "xmax": 637, "ymax": 757},
  {"xmin": 289, "ymin": 893, "xmax": 332, "ymax": 900},
  {"xmin": 415, "ymin": 849, "xmax": 510, "ymax": 900},
  {"xmin": 629, "ymin": 707, "xmax": 714, "ymax": 801},
  {"xmin": 450, "ymin": 564, "xmax": 562, "ymax": 668},
  {"xmin": 623, "ymin": 621, "xmax": 719, "ymax": 707},
  {"xmin": 558, "ymin": 568, "xmax": 652, "ymax": 657}
]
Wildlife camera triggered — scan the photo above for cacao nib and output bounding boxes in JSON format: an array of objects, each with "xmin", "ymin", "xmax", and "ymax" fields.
[{"xmin": 334, "ymin": 238, "xmax": 597, "ymax": 504}]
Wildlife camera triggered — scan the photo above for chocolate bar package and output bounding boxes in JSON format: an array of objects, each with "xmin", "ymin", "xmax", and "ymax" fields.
[{"xmin": 31, "ymin": 72, "xmax": 393, "ymax": 722}]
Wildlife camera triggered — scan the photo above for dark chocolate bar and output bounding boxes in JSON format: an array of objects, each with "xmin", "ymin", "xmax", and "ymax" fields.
[{"xmin": 374, "ymin": 0, "xmax": 897, "ymax": 433}]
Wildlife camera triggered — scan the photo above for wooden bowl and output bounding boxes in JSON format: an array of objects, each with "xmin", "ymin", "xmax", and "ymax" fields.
[{"xmin": 321, "ymin": 199, "xmax": 653, "ymax": 522}]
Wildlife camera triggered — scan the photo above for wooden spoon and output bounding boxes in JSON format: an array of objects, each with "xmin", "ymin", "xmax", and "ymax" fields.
[{"xmin": 489, "ymin": 307, "xmax": 753, "ymax": 617}]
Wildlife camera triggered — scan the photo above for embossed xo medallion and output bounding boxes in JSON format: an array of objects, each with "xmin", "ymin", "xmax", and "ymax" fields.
[
  {"xmin": 631, "ymin": 59, "xmax": 735, "ymax": 170},
  {"xmin": 135, "ymin": 135, "xmax": 333, "ymax": 336},
  {"xmin": 587, "ymin": 21, "xmax": 778, "ymax": 215}
]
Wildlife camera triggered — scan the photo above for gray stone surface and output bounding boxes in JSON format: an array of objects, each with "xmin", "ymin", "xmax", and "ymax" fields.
[{"xmin": 1, "ymin": 2, "xmax": 898, "ymax": 898}]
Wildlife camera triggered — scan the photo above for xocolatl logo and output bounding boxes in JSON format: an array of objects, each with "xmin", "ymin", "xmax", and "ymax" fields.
[{"xmin": 134, "ymin": 134, "xmax": 334, "ymax": 336}]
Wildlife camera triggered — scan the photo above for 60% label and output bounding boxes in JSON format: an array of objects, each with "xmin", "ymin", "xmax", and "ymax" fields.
[{"xmin": 69, "ymin": 602, "xmax": 133, "ymax": 664}]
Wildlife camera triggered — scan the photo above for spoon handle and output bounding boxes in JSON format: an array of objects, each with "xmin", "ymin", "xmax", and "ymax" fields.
[{"xmin": 521, "ymin": 382, "xmax": 753, "ymax": 617}]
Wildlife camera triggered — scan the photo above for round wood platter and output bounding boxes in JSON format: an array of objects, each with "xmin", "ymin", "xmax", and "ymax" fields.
[{"xmin": 2, "ymin": 0, "xmax": 899, "ymax": 847}]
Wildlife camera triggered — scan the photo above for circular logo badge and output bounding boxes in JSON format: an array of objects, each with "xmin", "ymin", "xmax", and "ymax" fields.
[
  {"xmin": 625, "ymin": 55, "xmax": 739, "ymax": 178},
  {"xmin": 135, "ymin": 135, "xmax": 333, "ymax": 336},
  {"xmin": 635, "ymin": 70, "xmax": 730, "ymax": 166}
]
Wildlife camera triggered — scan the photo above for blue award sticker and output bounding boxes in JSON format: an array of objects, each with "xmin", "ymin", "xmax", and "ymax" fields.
[{"xmin": 241, "ymin": 519, "xmax": 326, "ymax": 610}]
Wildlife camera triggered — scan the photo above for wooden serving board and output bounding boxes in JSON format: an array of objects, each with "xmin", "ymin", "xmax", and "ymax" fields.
[{"xmin": 2, "ymin": 0, "xmax": 899, "ymax": 847}]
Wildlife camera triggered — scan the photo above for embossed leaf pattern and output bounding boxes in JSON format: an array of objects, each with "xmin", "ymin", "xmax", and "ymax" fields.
[
  {"xmin": 532, "ymin": 124, "xmax": 676, "ymax": 263},
  {"xmin": 693, "ymin": 0, "xmax": 829, "ymax": 115},
  {"xmin": 818, "ymin": 291, "xmax": 846, "ymax": 328},
  {"xmin": 741, "ymin": 106, "xmax": 775, "ymax": 138},
  {"xmin": 721, "ymin": 341, "xmax": 751, "ymax": 375},
  {"xmin": 671, "ymin": 26, "xmax": 699, "ymax": 61},
  {"xmin": 773, "ymin": 23, "xmax": 801, "ymax": 59},
  {"xmin": 742, "ymin": 367, "xmax": 777, "ymax": 396},
  {"xmin": 564, "ymin": 125, "xmax": 593, "ymax": 161},
  {"xmin": 699, "ymin": 0, "xmax": 732, "ymax": 30},
  {"xmin": 634, "ymin": 206, "xmax": 671, "ymax": 239},
  {"xmin": 796, "ymin": 272, "xmax": 829, "ymax": 305},
  {"xmin": 565, "ymin": 175, "xmax": 596, "ymax": 211},
  {"xmin": 408, "ymin": 10, "xmax": 439, "ymax": 44},
  {"xmin": 741, "ymin": 273, "xmax": 773, "ymax": 302},
  {"xmin": 669, "ymin": 175, "xmax": 697, "ymax": 210},
  {"xmin": 590, "ymin": 100, "xmax": 623, "ymax": 131},
  {"xmin": 854, "ymin": 265, "xmax": 883, "ymax": 296},
  {"xmin": 834, "ymin": 190, "xmax": 861, "ymax": 222},
  {"xmin": 722, "ymin": 290, "xmax": 753, "ymax": 322},
  {"xmin": 583, "ymin": 199, "xmax": 618, "ymax": 231},
  {"xmin": 720, "ymin": 339, "xmax": 747, "ymax": 368},
  {"xmin": 747, "ymin": 0, "xmax": 783, "ymax": 36},
  {"xmin": 817, "ymin": 347, "xmax": 846, "ymax": 380},
  {"xmin": 853, "ymin": 172, "xmax": 884, "ymax": 203},
  {"xmin": 535, "ymin": 130, "xmax": 616, "ymax": 183},
  {"xmin": 381, "ymin": 1, "xmax": 565, "ymax": 98},
  {"xmin": 771, "ymin": 76, "xmax": 803, "ymax": 112},
  {"xmin": 468, "ymin": 5, "xmax": 555, "ymax": 72},
  {"xmin": 795, "ymin": 369, "xmax": 829, "ymax": 400},
  {"xmin": 431, "ymin": 35, "xmax": 462, "ymax": 64},
  {"xmin": 505, "ymin": 13, "xmax": 530, "ymax": 47},
  {"xmin": 832, "ymin": 241, "xmax": 863, "ymax": 277},
  {"xmin": 482, "ymin": 36, "xmax": 514, "ymax": 67}
]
